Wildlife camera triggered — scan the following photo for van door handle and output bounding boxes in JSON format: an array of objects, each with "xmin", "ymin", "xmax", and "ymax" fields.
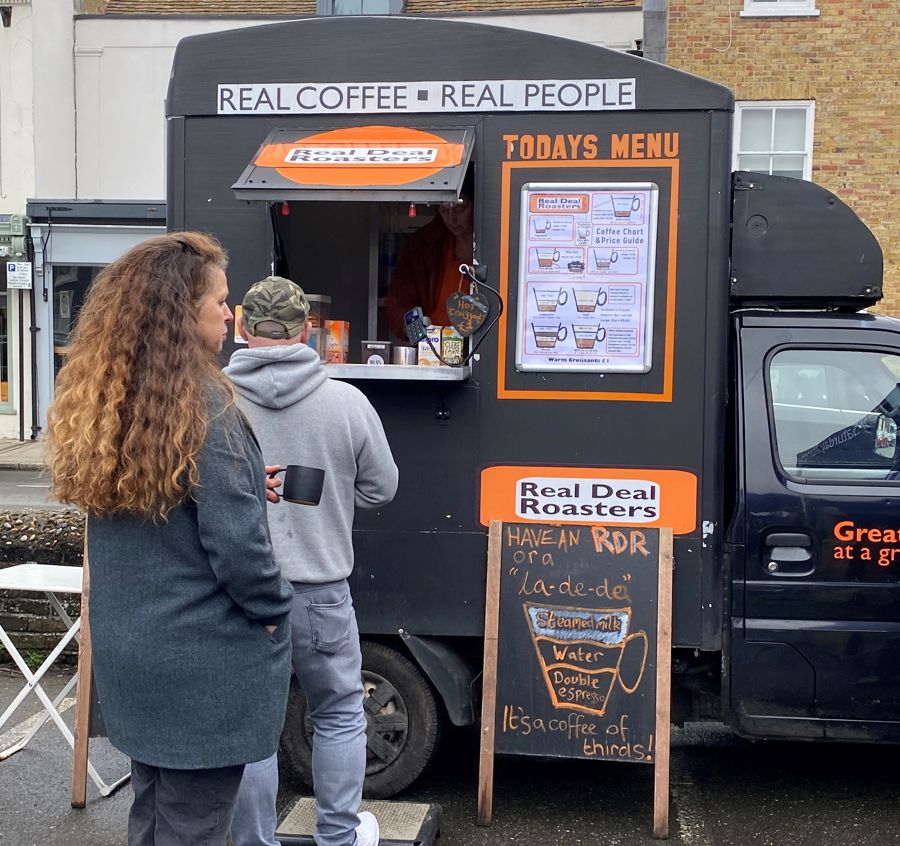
[{"xmin": 765, "ymin": 532, "xmax": 814, "ymax": 576}]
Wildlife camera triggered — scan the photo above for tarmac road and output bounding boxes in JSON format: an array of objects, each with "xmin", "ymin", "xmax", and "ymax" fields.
[
  {"xmin": 396, "ymin": 722, "xmax": 900, "ymax": 846},
  {"xmin": 1, "ymin": 669, "xmax": 898, "ymax": 846},
  {"xmin": 0, "ymin": 469, "xmax": 59, "ymax": 511}
]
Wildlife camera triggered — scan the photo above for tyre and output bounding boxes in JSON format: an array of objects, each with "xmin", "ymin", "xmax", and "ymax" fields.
[{"xmin": 280, "ymin": 641, "xmax": 442, "ymax": 798}]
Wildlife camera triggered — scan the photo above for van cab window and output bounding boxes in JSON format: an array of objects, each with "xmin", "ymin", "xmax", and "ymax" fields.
[{"xmin": 769, "ymin": 349, "xmax": 900, "ymax": 482}]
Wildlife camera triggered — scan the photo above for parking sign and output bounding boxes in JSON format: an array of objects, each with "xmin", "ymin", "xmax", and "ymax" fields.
[{"xmin": 6, "ymin": 262, "xmax": 32, "ymax": 290}]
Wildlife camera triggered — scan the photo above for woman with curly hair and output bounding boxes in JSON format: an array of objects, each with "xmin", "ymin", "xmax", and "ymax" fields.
[{"xmin": 47, "ymin": 231, "xmax": 293, "ymax": 846}]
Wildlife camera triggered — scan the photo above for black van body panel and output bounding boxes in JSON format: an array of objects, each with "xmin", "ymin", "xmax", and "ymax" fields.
[
  {"xmin": 731, "ymin": 172, "xmax": 883, "ymax": 309},
  {"xmin": 167, "ymin": 18, "xmax": 734, "ymax": 652}
]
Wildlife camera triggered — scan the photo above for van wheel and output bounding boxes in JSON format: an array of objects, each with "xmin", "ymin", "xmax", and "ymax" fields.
[{"xmin": 280, "ymin": 641, "xmax": 442, "ymax": 799}]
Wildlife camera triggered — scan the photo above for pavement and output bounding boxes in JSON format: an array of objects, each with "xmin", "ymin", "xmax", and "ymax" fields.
[{"xmin": 0, "ymin": 438, "xmax": 47, "ymax": 472}]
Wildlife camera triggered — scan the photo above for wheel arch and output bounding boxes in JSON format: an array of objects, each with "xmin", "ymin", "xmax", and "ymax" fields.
[{"xmin": 395, "ymin": 631, "xmax": 477, "ymax": 727}]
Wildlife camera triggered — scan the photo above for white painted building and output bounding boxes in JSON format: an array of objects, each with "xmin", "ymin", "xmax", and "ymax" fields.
[
  {"xmin": 0, "ymin": 2, "xmax": 36, "ymax": 437},
  {"xmin": 1, "ymin": 2, "xmax": 642, "ymax": 437}
]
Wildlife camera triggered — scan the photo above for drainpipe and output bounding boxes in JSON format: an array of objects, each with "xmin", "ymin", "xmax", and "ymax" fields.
[
  {"xmin": 643, "ymin": 0, "xmax": 668, "ymax": 65},
  {"xmin": 27, "ymin": 237, "xmax": 40, "ymax": 440}
]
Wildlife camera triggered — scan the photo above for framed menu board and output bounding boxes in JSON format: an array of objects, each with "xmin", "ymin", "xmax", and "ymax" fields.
[{"xmin": 515, "ymin": 183, "xmax": 659, "ymax": 374}]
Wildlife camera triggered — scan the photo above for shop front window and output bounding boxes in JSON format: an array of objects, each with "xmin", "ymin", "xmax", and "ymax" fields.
[
  {"xmin": 53, "ymin": 265, "xmax": 103, "ymax": 380},
  {"xmin": 0, "ymin": 291, "xmax": 11, "ymax": 412}
]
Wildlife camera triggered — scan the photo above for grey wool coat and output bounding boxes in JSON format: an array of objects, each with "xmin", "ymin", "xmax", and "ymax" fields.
[{"xmin": 86, "ymin": 397, "xmax": 294, "ymax": 770}]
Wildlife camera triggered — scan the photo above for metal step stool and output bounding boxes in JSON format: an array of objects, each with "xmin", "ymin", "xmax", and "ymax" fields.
[{"xmin": 276, "ymin": 798, "xmax": 442, "ymax": 846}]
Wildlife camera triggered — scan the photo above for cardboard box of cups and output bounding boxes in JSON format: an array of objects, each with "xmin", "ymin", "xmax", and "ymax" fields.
[
  {"xmin": 301, "ymin": 295, "xmax": 352, "ymax": 364},
  {"xmin": 362, "ymin": 326, "xmax": 464, "ymax": 367},
  {"xmin": 307, "ymin": 320, "xmax": 349, "ymax": 363}
]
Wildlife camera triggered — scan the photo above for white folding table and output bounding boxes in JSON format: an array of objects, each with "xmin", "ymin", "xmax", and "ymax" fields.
[{"xmin": 0, "ymin": 562, "xmax": 129, "ymax": 795}]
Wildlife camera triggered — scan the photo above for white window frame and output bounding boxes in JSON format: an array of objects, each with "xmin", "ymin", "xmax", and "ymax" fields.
[
  {"xmin": 316, "ymin": 0, "xmax": 404, "ymax": 14},
  {"xmin": 741, "ymin": 0, "xmax": 819, "ymax": 17},
  {"xmin": 733, "ymin": 100, "xmax": 815, "ymax": 181}
]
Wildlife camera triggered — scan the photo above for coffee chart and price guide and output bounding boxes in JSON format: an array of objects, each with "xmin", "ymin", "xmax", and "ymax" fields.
[{"xmin": 515, "ymin": 182, "xmax": 659, "ymax": 374}]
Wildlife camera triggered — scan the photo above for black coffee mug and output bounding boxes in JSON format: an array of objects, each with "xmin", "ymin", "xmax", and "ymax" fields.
[{"xmin": 270, "ymin": 465, "xmax": 325, "ymax": 506}]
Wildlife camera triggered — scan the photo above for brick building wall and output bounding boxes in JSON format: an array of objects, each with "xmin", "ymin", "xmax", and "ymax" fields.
[{"xmin": 668, "ymin": 1, "xmax": 899, "ymax": 312}]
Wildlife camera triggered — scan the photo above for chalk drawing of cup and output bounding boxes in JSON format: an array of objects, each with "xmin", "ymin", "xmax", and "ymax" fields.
[
  {"xmin": 612, "ymin": 195, "xmax": 641, "ymax": 219},
  {"xmin": 573, "ymin": 287, "xmax": 608, "ymax": 313},
  {"xmin": 531, "ymin": 323, "xmax": 568, "ymax": 349},
  {"xmin": 524, "ymin": 601, "xmax": 649, "ymax": 717},
  {"xmin": 572, "ymin": 324, "xmax": 607, "ymax": 350},
  {"xmin": 533, "ymin": 288, "xmax": 569, "ymax": 313},
  {"xmin": 536, "ymin": 248, "xmax": 561, "ymax": 269},
  {"xmin": 532, "ymin": 217, "xmax": 551, "ymax": 235},
  {"xmin": 593, "ymin": 249, "xmax": 619, "ymax": 270}
]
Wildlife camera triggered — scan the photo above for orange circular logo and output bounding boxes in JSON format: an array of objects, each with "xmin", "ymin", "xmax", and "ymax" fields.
[{"xmin": 254, "ymin": 125, "xmax": 465, "ymax": 187}]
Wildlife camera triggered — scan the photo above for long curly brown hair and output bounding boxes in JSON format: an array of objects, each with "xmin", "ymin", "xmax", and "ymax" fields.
[{"xmin": 47, "ymin": 231, "xmax": 232, "ymax": 519}]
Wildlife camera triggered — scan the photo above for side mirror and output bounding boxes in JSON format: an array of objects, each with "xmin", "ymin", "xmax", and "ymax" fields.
[
  {"xmin": 876, "ymin": 384, "xmax": 900, "ymax": 418},
  {"xmin": 874, "ymin": 414, "xmax": 897, "ymax": 459}
]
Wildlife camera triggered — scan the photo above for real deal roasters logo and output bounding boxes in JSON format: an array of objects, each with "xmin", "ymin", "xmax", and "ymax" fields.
[
  {"xmin": 515, "ymin": 477, "xmax": 660, "ymax": 523},
  {"xmin": 284, "ymin": 146, "xmax": 439, "ymax": 165}
]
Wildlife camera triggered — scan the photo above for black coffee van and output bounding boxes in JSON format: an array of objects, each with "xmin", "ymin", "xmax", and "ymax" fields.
[{"xmin": 166, "ymin": 17, "xmax": 894, "ymax": 795}]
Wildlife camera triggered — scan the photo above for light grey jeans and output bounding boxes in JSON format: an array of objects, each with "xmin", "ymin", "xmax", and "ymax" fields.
[{"xmin": 231, "ymin": 579, "xmax": 367, "ymax": 846}]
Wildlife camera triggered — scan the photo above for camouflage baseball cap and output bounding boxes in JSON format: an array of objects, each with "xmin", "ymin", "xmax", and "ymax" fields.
[{"xmin": 241, "ymin": 275, "xmax": 310, "ymax": 339}]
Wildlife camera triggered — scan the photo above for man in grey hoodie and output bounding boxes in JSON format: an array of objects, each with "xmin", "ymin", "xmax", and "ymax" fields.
[{"xmin": 225, "ymin": 276, "xmax": 398, "ymax": 846}]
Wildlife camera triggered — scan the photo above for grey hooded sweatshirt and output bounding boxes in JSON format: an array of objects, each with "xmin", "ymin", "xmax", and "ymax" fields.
[{"xmin": 225, "ymin": 343, "xmax": 398, "ymax": 583}]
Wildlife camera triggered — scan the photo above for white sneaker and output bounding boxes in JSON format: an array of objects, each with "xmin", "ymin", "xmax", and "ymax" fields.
[{"xmin": 354, "ymin": 810, "xmax": 380, "ymax": 846}]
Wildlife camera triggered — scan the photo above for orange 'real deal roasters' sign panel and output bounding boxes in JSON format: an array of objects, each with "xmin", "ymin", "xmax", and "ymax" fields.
[
  {"xmin": 254, "ymin": 126, "xmax": 465, "ymax": 187},
  {"xmin": 480, "ymin": 466, "xmax": 697, "ymax": 534}
]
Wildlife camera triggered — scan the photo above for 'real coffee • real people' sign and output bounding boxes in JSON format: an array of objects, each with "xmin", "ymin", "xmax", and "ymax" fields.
[
  {"xmin": 217, "ymin": 79, "xmax": 637, "ymax": 115},
  {"xmin": 478, "ymin": 521, "xmax": 673, "ymax": 836}
]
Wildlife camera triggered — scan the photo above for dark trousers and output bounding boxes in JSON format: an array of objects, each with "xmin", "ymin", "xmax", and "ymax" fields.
[{"xmin": 128, "ymin": 759, "xmax": 245, "ymax": 846}]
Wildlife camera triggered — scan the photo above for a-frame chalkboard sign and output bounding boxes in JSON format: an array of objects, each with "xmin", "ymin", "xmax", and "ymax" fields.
[{"xmin": 478, "ymin": 521, "xmax": 673, "ymax": 838}]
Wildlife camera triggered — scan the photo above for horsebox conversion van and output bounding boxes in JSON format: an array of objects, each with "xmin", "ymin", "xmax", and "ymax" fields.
[{"xmin": 166, "ymin": 17, "xmax": 894, "ymax": 796}]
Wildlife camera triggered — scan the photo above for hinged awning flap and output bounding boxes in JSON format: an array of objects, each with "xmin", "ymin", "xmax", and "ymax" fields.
[{"xmin": 233, "ymin": 125, "xmax": 475, "ymax": 203}]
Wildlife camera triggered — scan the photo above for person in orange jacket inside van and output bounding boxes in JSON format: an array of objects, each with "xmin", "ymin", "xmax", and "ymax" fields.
[{"xmin": 384, "ymin": 188, "xmax": 474, "ymax": 339}]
